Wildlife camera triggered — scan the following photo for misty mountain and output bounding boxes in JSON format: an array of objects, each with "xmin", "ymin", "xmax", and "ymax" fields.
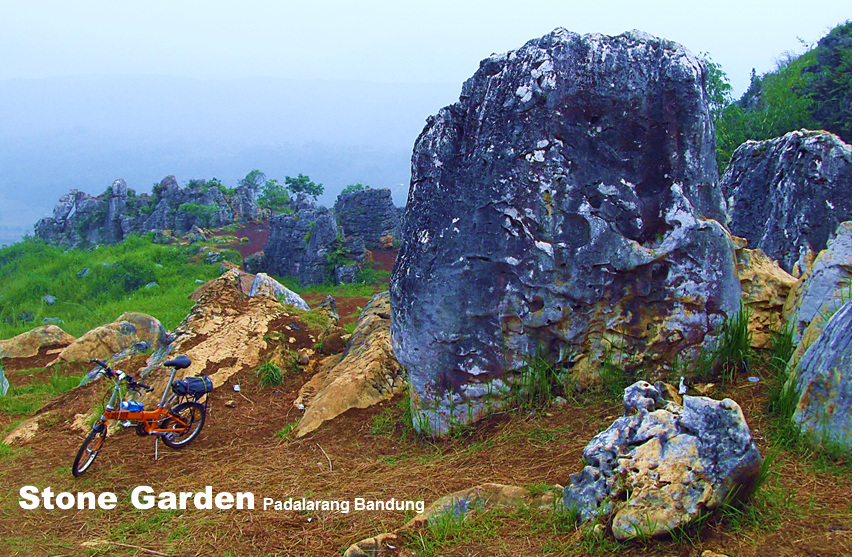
[{"xmin": 0, "ymin": 75, "xmax": 460, "ymax": 246}]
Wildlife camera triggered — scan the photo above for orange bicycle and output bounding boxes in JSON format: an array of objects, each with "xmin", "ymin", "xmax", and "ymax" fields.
[{"xmin": 72, "ymin": 355, "xmax": 212, "ymax": 477}]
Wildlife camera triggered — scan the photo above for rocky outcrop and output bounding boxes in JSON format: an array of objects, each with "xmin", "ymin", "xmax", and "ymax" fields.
[
  {"xmin": 294, "ymin": 292, "xmax": 405, "ymax": 436},
  {"xmin": 260, "ymin": 202, "xmax": 365, "ymax": 286},
  {"xmin": 390, "ymin": 28, "xmax": 741, "ymax": 435},
  {"xmin": 334, "ymin": 188, "xmax": 401, "ymax": 249},
  {"xmin": 784, "ymin": 221, "xmax": 852, "ymax": 367},
  {"xmin": 790, "ymin": 301, "xmax": 852, "ymax": 450},
  {"xmin": 721, "ymin": 130, "xmax": 852, "ymax": 274},
  {"xmin": 563, "ymin": 381, "xmax": 762, "ymax": 540},
  {"xmin": 34, "ymin": 176, "xmax": 261, "ymax": 247},
  {"xmin": 734, "ymin": 237, "xmax": 798, "ymax": 348},
  {"xmin": 52, "ymin": 312, "xmax": 167, "ymax": 364},
  {"xmin": 0, "ymin": 325, "xmax": 76, "ymax": 358}
]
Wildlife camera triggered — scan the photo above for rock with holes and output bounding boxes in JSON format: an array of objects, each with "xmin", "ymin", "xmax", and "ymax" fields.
[
  {"xmin": 734, "ymin": 237, "xmax": 798, "ymax": 349},
  {"xmin": 789, "ymin": 300, "xmax": 852, "ymax": 450},
  {"xmin": 390, "ymin": 28, "xmax": 741, "ymax": 435},
  {"xmin": 248, "ymin": 272, "xmax": 310, "ymax": 310},
  {"xmin": 721, "ymin": 130, "xmax": 852, "ymax": 275},
  {"xmin": 563, "ymin": 381, "xmax": 762, "ymax": 540}
]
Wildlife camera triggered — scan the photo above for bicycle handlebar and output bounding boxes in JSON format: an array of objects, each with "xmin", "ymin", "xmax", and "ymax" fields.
[{"xmin": 90, "ymin": 358, "xmax": 153, "ymax": 392}]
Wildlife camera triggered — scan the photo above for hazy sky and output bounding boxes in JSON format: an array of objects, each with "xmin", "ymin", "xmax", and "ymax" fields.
[{"xmin": 2, "ymin": 0, "xmax": 851, "ymax": 96}]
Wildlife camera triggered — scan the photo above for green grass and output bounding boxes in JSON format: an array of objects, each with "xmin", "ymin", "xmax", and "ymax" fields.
[
  {"xmin": 0, "ymin": 368, "xmax": 84, "ymax": 417},
  {"xmin": 0, "ymin": 234, "xmax": 223, "ymax": 339},
  {"xmin": 256, "ymin": 360, "xmax": 283, "ymax": 387}
]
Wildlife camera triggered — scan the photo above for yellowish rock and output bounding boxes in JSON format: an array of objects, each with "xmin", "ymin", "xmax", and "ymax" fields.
[{"xmin": 0, "ymin": 325, "xmax": 76, "ymax": 358}]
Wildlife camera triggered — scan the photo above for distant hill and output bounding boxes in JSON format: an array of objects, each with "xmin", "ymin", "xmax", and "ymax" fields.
[
  {"xmin": 714, "ymin": 21, "xmax": 852, "ymax": 172},
  {"xmin": 0, "ymin": 76, "xmax": 460, "ymax": 246}
]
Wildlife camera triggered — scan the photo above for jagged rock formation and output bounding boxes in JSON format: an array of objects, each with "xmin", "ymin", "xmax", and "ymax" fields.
[
  {"xmin": 784, "ymin": 221, "xmax": 852, "ymax": 367},
  {"xmin": 790, "ymin": 300, "xmax": 851, "ymax": 450},
  {"xmin": 294, "ymin": 292, "xmax": 405, "ymax": 437},
  {"xmin": 260, "ymin": 201, "xmax": 365, "ymax": 285},
  {"xmin": 721, "ymin": 130, "xmax": 852, "ymax": 274},
  {"xmin": 734, "ymin": 237, "xmax": 798, "ymax": 348},
  {"xmin": 34, "ymin": 176, "xmax": 261, "ymax": 247},
  {"xmin": 390, "ymin": 28, "xmax": 741, "ymax": 435},
  {"xmin": 563, "ymin": 381, "xmax": 762, "ymax": 540},
  {"xmin": 334, "ymin": 188, "xmax": 401, "ymax": 249}
]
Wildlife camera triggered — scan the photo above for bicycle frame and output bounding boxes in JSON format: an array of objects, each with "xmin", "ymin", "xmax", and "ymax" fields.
[{"xmin": 99, "ymin": 366, "xmax": 188, "ymax": 436}]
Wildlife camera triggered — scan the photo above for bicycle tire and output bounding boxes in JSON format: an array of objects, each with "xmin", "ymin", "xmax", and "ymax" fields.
[
  {"xmin": 72, "ymin": 425, "xmax": 107, "ymax": 477},
  {"xmin": 160, "ymin": 401, "xmax": 206, "ymax": 449}
]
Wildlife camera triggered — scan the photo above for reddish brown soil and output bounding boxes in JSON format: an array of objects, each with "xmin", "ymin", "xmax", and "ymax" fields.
[
  {"xmin": 0, "ymin": 353, "xmax": 849, "ymax": 557},
  {"xmin": 210, "ymin": 221, "xmax": 270, "ymax": 258}
]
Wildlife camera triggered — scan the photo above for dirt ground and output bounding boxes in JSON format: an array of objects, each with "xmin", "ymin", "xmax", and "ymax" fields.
[
  {"xmin": 0, "ymin": 352, "xmax": 850, "ymax": 557},
  {"xmin": 0, "ymin": 244, "xmax": 850, "ymax": 557}
]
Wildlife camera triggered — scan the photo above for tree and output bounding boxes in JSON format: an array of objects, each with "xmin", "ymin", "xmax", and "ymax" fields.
[
  {"xmin": 342, "ymin": 183, "xmax": 370, "ymax": 194},
  {"xmin": 702, "ymin": 53, "xmax": 733, "ymax": 120},
  {"xmin": 239, "ymin": 169, "xmax": 267, "ymax": 192},
  {"xmin": 257, "ymin": 179, "xmax": 292, "ymax": 214},
  {"xmin": 284, "ymin": 174, "xmax": 324, "ymax": 199}
]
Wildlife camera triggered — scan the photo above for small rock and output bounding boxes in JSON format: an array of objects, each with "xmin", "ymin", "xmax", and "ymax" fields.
[
  {"xmin": 42, "ymin": 295, "xmax": 57, "ymax": 306},
  {"xmin": 225, "ymin": 400, "xmax": 237, "ymax": 408}
]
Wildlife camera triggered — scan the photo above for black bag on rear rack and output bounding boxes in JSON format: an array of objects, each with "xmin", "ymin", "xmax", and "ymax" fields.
[{"xmin": 171, "ymin": 376, "xmax": 214, "ymax": 401}]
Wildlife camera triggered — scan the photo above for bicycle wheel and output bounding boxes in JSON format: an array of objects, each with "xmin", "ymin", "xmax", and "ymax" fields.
[
  {"xmin": 160, "ymin": 401, "xmax": 206, "ymax": 448},
  {"xmin": 72, "ymin": 425, "xmax": 107, "ymax": 477}
]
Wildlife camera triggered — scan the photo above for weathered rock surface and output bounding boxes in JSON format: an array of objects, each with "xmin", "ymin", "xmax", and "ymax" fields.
[
  {"xmin": 294, "ymin": 292, "xmax": 405, "ymax": 437},
  {"xmin": 563, "ymin": 381, "xmax": 762, "ymax": 540},
  {"xmin": 734, "ymin": 237, "xmax": 798, "ymax": 348},
  {"xmin": 248, "ymin": 273, "xmax": 310, "ymax": 311},
  {"xmin": 133, "ymin": 269, "xmax": 306, "ymax": 400},
  {"xmin": 261, "ymin": 201, "xmax": 365, "ymax": 285},
  {"xmin": 391, "ymin": 28, "xmax": 741, "ymax": 434},
  {"xmin": 790, "ymin": 301, "xmax": 852, "ymax": 450},
  {"xmin": 334, "ymin": 188, "xmax": 401, "ymax": 250},
  {"xmin": 784, "ymin": 221, "xmax": 852, "ymax": 367},
  {"xmin": 721, "ymin": 129, "xmax": 852, "ymax": 274},
  {"xmin": 53, "ymin": 312, "xmax": 166, "ymax": 363},
  {"xmin": 34, "ymin": 176, "xmax": 261, "ymax": 247},
  {"xmin": 0, "ymin": 325, "xmax": 76, "ymax": 358}
]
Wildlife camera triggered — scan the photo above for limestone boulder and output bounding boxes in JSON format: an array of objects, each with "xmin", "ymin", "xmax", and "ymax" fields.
[
  {"xmin": 334, "ymin": 188, "xmax": 401, "ymax": 250},
  {"xmin": 294, "ymin": 292, "xmax": 405, "ymax": 437},
  {"xmin": 248, "ymin": 272, "xmax": 310, "ymax": 310},
  {"xmin": 784, "ymin": 221, "xmax": 852, "ymax": 368},
  {"xmin": 261, "ymin": 202, "xmax": 366, "ymax": 286},
  {"xmin": 0, "ymin": 325, "xmax": 76, "ymax": 359},
  {"xmin": 789, "ymin": 301, "xmax": 852, "ymax": 450},
  {"xmin": 54, "ymin": 313, "xmax": 166, "ymax": 363},
  {"xmin": 734, "ymin": 237, "xmax": 798, "ymax": 348},
  {"xmin": 563, "ymin": 381, "xmax": 762, "ymax": 540},
  {"xmin": 722, "ymin": 129, "xmax": 852, "ymax": 274},
  {"xmin": 391, "ymin": 28, "xmax": 741, "ymax": 435}
]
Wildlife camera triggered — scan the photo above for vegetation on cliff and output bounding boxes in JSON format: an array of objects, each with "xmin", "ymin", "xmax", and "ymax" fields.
[{"xmin": 711, "ymin": 21, "xmax": 852, "ymax": 172}]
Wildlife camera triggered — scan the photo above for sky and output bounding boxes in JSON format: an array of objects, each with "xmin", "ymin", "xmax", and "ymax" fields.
[
  {"xmin": 2, "ymin": 0, "xmax": 850, "ymax": 96},
  {"xmin": 0, "ymin": 0, "xmax": 850, "ymax": 245}
]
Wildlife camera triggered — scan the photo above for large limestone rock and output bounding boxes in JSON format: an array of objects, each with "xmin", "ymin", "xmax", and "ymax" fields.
[
  {"xmin": 294, "ymin": 292, "xmax": 405, "ymax": 436},
  {"xmin": 734, "ymin": 237, "xmax": 798, "ymax": 348},
  {"xmin": 0, "ymin": 325, "xmax": 76, "ymax": 358},
  {"xmin": 391, "ymin": 28, "xmax": 741, "ymax": 434},
  {"xmin": 563, "ymin": 381, "xmax": 762, "ymax": 540},
  {"xmin": 261, "ymin": 202, "xmax": 365, "ymax": 285},
  {"xmin": 784, "ymin": 221, "xmax": 852, "ymax": 367},
  {"xmin": 54, "ymin": 312, "xmax": 166, "ymax": 363},
  {"xmin": 334, "ymin": 188, "xmax": 401, "ymax": 249},
  {"xmin": 789, "ymin": 301, "xmax": 852, "ymax": 450},
  {"xmin": 34, "ymin": 176, "xmax": 258, "ymax": 248},
  {"xmin": 721, "ymin": 129, "xmax": 852, "ymax": 274}
]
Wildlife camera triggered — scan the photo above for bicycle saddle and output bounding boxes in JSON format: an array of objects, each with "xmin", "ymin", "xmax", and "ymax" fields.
[{"xmin": 164, "ymin": 355, "xmax": 192, "ymax": 369}]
